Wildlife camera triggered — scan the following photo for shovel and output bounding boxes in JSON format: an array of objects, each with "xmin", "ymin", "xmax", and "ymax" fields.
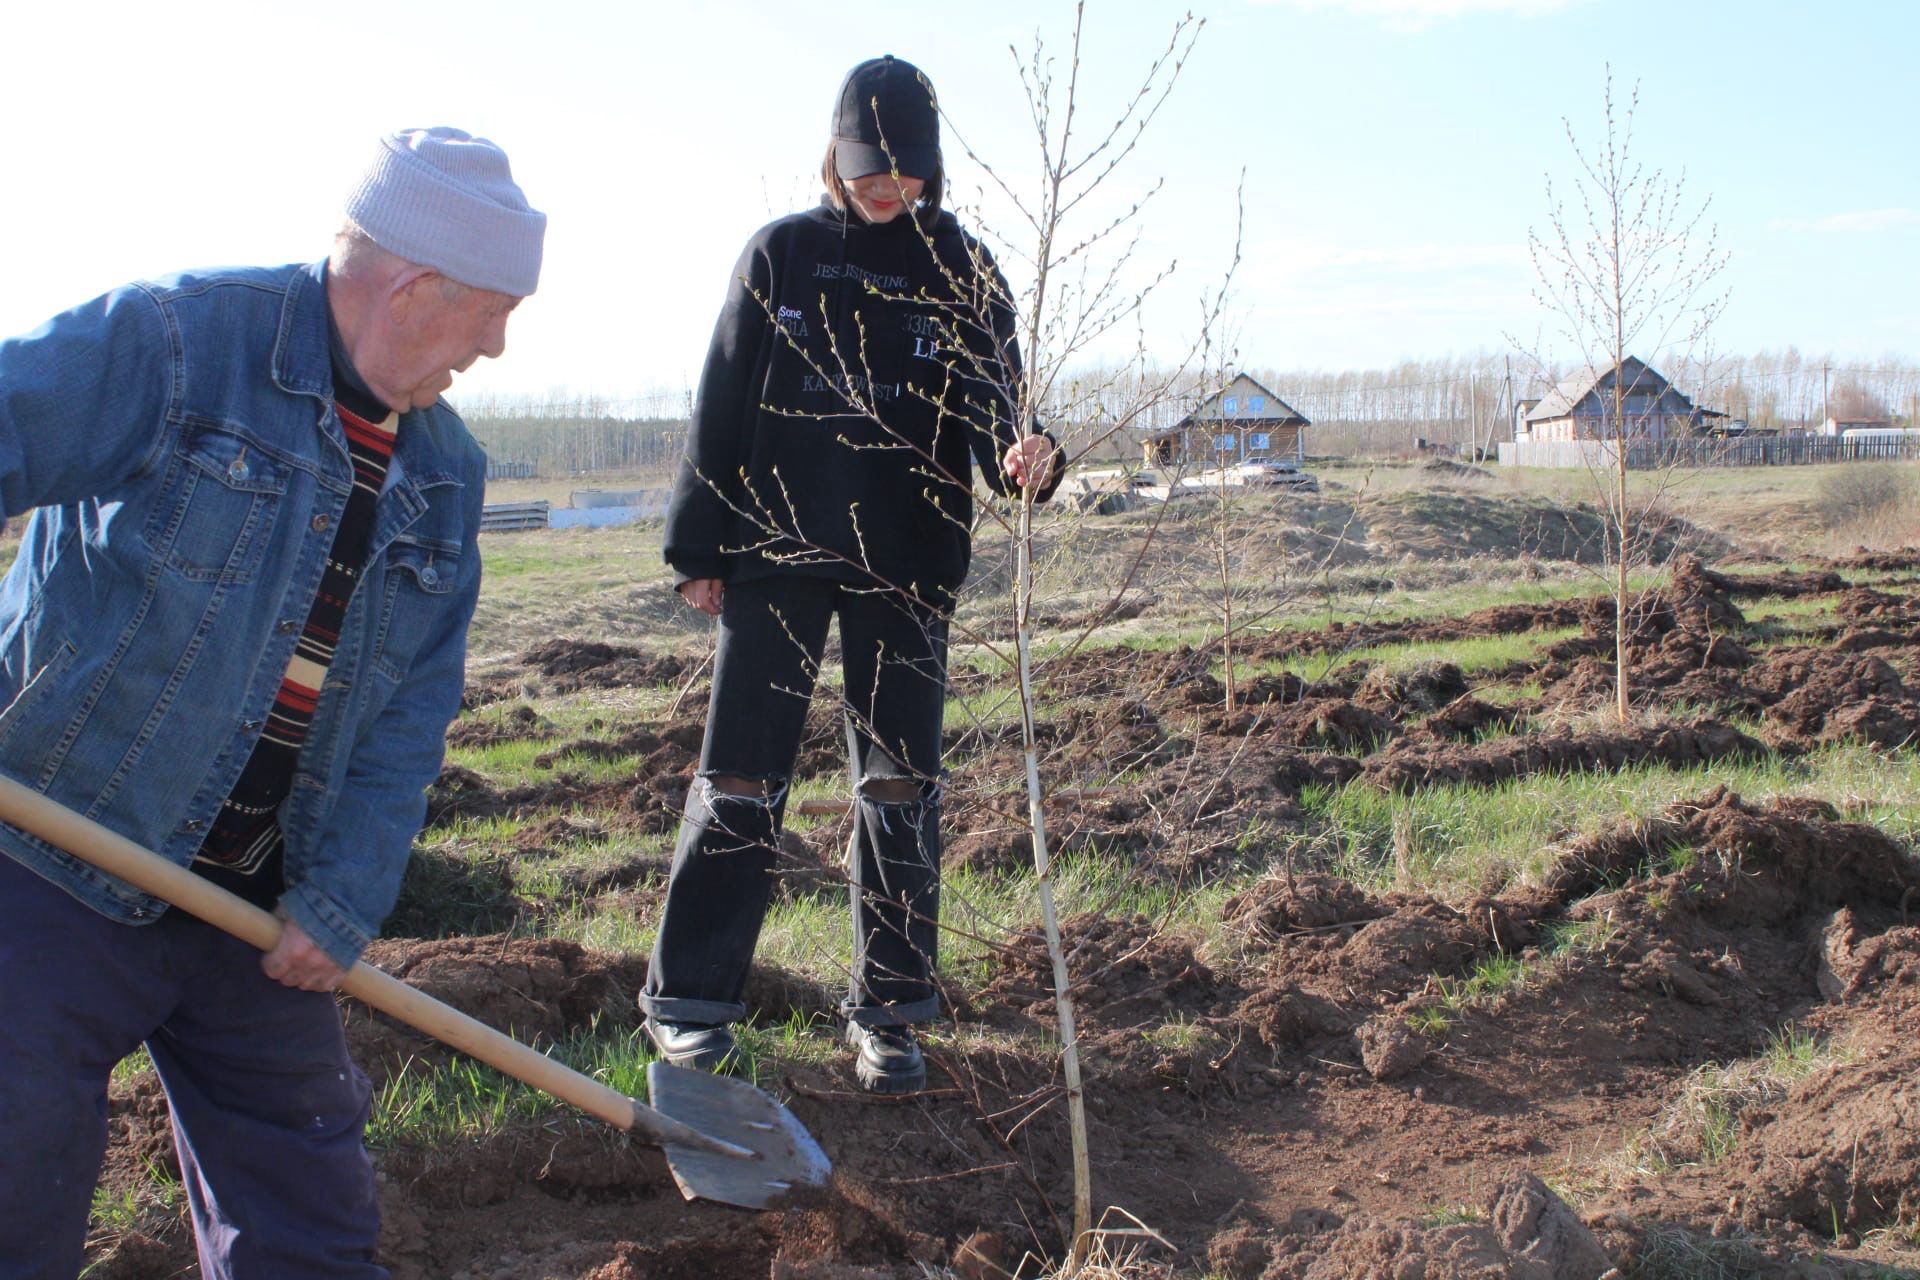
[{"xmin": 0, "ymin": 774, "xmax": 830, "ymax": 1211}]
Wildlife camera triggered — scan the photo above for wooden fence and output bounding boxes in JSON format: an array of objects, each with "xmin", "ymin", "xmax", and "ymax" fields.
[{"xmin": 1500, "ymin": 436, "xmax": 1920, "ymax": 470}]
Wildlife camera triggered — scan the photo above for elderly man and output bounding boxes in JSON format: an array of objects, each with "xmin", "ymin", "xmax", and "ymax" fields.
[{"xmin": 0, "ymin": 127, "xmax": 543, "ymax": 1278}]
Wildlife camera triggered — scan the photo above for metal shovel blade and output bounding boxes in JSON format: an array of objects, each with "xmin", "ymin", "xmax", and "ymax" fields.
[{"xmin": 647, "ymin": 1061, "xmax": 832, "ymax": 1210}]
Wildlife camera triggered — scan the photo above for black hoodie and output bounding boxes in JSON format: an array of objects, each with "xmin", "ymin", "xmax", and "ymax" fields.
[{"xmin": 663, "ymin": 202, "xmax": 1059, "ymax": 608}]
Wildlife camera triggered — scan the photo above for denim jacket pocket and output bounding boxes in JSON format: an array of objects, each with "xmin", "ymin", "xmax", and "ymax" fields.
[
  {"xmin": 0, "ymin": 639, "xmax": 79, "ymax": 757},
  {"xmin": 371, "ymin": 534, "xmax": 462, "ymax": 682},
  {"xmin": 142, "ymin": 420, "xmax": 293, "ymax": 584}
]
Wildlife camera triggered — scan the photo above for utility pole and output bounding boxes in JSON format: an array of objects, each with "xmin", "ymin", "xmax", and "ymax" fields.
[
  {"xmin": 1492, "ymin": 354, "xmax": 1514, "ymax": 457},
  {"xmin": 1467, "ymin": 370, "xmax": 1477, "ymax": 458},
  {"xmin": 1823, "ymin": 362, "xmax": 1831, "ymax": 434}
]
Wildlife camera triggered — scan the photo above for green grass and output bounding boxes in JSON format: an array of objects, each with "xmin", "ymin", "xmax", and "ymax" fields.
[
  {"xmin": 1298, "ymin": 740, "xmax": 1920, "ymax": 895},
  {"xmin": 542, "ymin": 900, "xmax": 657, "ymax": 954},
  {"xmin": 1545, "ymin": 917, "xmax": 1620, "ymax": 958},
  {"xmin": 736, "ymin": 1011, "xmax": 841, "ymax": 1071},
  {"xmin": 367, "ymin": 1020, "xmax": 662, "ymax": 1146},
  {"xmin": 1433, "ymin": 952, "xmax": 1533, "ymax": 1011},
  {"xmin": 1616, "ymin": 1025, "xmax": 1851, "ymax": 1179},
  {"xmin": 445, "ymin": 736, "xmax": 665, "ymax": 782},
  {"xmin": 1417, "ymin": 1204, "xmax": 1485, "ymax": 1228},
  {"xmin": 86, "ymin": 1160, "xmax": 181, "ymax": 1236},
  {"xmin": 1740, "ymin": 595, "xmax": 1837, "ymax": 624},
  {"xmin": 110, "ymin": 1046, "xmax": 155, "ymax": 1087},
  {"xmin": 1249, "ymin": 626, "xmax": 1580, "ymax": 686},
  {"xmin": 754, "ymin": 896, "xmax": 853, "ymax": 989},
  {"xmin": 363, "ymin": 1012, "xmax": 848, "ymax": 1150},
  {"xmin": 1142, "ymin": 1015, "xmax": 1218, "ymax": 1055},
  {"xmin": 941, "ymin": 852, "xmax": 1239, "ymax": 983},
  {"xmin": 1619, "ymin": 1223, "xmax": 1788, "ymax": 1279}
]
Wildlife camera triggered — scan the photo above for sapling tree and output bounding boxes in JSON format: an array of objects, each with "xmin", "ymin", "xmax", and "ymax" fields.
[
  {"xmin": 676, "ymin": 7, "xmax": 1243, "ymax": 1265},
  {"xmin": 1524, "ymin": 68, "xmax": 1729, "ymax": 721}
]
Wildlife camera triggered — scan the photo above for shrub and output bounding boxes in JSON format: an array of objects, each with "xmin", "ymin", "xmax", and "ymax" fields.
[{"xmin": 1813, "ymin": 464, "xmax": 1915, "ymax": 531}]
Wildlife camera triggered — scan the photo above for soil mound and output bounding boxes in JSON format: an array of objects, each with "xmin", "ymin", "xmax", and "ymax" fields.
[
  {"xmin": 1223, "ymin": 872, "xmax": 1386, "ymax": 940},
  {"xmin": 461, "ymin": 638, "xmax": 694, "ymax": 698},
  {"xmin": 1835, "ymin": 548, "xmax": 1920, "ymax": 572},
  {"xmin": 1764, "ymin": 652, "xmax": 1920, "ymax": 748},
  {"xmin": 978, "ymin": 913, "xmax": 1233, "ymax": 1029},
  {"xmin": 1542, "ymin": 814, "xmax": 1680, "ymax": 901},
  {"xmin": 1247, "ymin": 599, "xmax": 1586, "ymax": 664},
  {"xmin": 1336, "ymin": 900, "xmax": 1497, "ymax": 990},
  {"xmin": 424, "ymin": 762, "xmax": 688, "ymax": 834},
  {"xmin": 1723, "ymin": 567, "xmax": 1848, "ymax": 599},
  {"xmin": 1817, "ymin": 911, "xmax": 1920, "ymax": 1006},
  {"xmin": 1538, "ymin": 556, "xmax": 1766, "ymax": 710},
  {"xmin": 345, "ymin": 937, "xmax": 643, "ymax": 1080},
  {"xmin": 1364, "ymin": 718, "xmax": 1764, "ymax": 791},
  {"xmin": 1215, "ymin": 1175, "xmax": 1610, "ymax": 1280},
  {"xmin": 1724, "ymin": 1048, "xmax": 1920, "ymax": 1234},
  {"xmin": 444, "ymin": 703, "xmax": 555, "ymax": 748},
  {"xmin": 1419, "ymin": 457, "xmax": 1493, "ymax": 480},
  {"xmin": 533, "ymin": 720, "xmax": 702, "ymax": 772},
  {"xmin": 1357, "ymin": 490, "xmax": 1723, "ymax": 564},
  {"xmin": 1551, "ymin": 788, "xmax": 1920, "ymax": 927},
  {"xmin": 1353, "ymin": 660, "xmax": 1472, "ymax": 716},
  {"xmin": 1425, "ymin": 693, "xmax": 1522, "ymax": 740},
  {"xmin": 1269, "ymin": 698, "xmax": 1398, "ymax": 753},
  {"xmin": 1672, "ymin": 788, "xmax": 1919, "ymax": 924}
]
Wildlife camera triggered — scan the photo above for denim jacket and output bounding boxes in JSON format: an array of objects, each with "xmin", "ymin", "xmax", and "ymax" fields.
[{"xmin": 0, "ymin": 260, "xmax": 484, "ymax": 970}]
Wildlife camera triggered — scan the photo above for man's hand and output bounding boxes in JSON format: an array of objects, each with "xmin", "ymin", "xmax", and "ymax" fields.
[
  {"xmin": 262, "ymin": 916, "xmax": 348, "ymax": 992},
  {"xmin": 1002, "ymin": 434, "xmax": 1058, "ymax": 491},
  {"xmin": 679, "ymin": 578, "xmax": 724, "ymax": 616}
]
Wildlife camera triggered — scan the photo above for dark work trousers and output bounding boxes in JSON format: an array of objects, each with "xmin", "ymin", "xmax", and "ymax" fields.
[
  {"xmin": 641, "ymin": 574, "xmax": 948, "ymax": 1029},
  {"xmin": 0, "ymin": 853, "xmax": 383, "ymax": 1280}
]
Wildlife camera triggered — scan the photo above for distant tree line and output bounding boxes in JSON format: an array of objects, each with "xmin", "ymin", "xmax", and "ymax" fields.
[
  {"xmin": 1061, "ymin": 350, "xmax": 1920, "ymax": 461},
  {"xmin": 456, "ymin": 390, "xmax": 689, "ymax": 476},
  {"xmin": 452, "ymin": 353, "xmax": 1920, "ymax": 476}
]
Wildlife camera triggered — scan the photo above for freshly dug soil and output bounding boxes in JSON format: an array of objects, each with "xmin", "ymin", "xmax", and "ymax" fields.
[{"xmin": 86, "ymin": 560, "xmax": 1920, "ymax": 1278}]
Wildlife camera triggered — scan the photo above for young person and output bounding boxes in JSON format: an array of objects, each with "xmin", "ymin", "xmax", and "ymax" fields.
[{"xmin": 643, "ymin": 55, "xmax": 1061, "ymax": 1093}]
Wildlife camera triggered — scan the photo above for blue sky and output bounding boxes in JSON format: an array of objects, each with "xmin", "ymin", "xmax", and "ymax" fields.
[{"xmin": 4, "ymin": 0, "xmax": 1914, "ymax": 404}]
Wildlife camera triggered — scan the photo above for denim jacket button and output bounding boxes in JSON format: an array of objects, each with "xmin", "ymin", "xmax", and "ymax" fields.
[
  {"xmin": 311, "ymin": 514, "xmax": 332, "ymax": 534},
  {"xmin": 419, "ymin": 567, "xmax": 440, "ymax": 587},
  {"xmin": 227, "ymin": 460, "xmax": 249, "ymax": 483},
  {"xmin": 276, "ymin": 620, "xmax": 298, "ymax": 635},
  {"xmin": 242, "ymin": 719, "xmax": 263, "ymax": 733},
  {"xmin": 179, "ymin": 819, "xmax": 206, "ymax": 834}
]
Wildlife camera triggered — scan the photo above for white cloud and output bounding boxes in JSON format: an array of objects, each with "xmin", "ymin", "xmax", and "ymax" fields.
[
  {"xmin": 1252, "ymin": 0, "xmax": 1582, "ymax": 28},
  {"xmin": 1768, "ymin": 208, "xmax": 1920, "ymax": 234}
]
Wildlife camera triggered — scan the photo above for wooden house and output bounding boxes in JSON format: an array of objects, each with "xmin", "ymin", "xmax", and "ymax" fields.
[
  {"xmin": 1524, "ymin": 357, "xmax": 1723, "ymax": 443},
  {"xmin": 1144, "ymin": 373, "xmax": 1311, "ymax": 468}
]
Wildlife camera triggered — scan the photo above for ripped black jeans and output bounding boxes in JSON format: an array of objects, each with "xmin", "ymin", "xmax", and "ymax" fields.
[{"xmin": 641, "ymin": 575, "xmax": 948, "ymax": 1029}]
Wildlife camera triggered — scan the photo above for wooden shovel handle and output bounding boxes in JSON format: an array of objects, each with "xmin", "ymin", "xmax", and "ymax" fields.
[{"xmin": 0, "ymin": 775, "xmax": 735, "ymax": 1155}]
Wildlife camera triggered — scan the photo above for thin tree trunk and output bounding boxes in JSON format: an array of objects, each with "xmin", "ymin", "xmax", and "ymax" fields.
[
  {"xmin": 1615, "ymin": 459, "xmax": 1630, "ymax": 722},
  {"xmin": 1014, "ymin": 497, "xmax": 1093, "ymax": 1266},
  {"xmin": 1219, "ymin": 466, "xmax": 1236, "ymax": 713},
  {"xmin": 1611, "ymin": 186, "xmax": 1631, "ymax": 724}
]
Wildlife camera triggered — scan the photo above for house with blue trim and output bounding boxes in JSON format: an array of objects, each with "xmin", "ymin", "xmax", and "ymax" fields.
[{"xmin": 1146, "ymin": 373, "xmax": 1311, "ymax": 468}]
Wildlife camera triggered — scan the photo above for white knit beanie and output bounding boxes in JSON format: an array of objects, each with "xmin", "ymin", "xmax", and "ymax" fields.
[{"xmin": 343, "ymin": 127, "xmax": 546, "ymax": 296}]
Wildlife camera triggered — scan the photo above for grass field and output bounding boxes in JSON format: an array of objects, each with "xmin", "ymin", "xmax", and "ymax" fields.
[{"xmin": 57, "ymin": 459, "xmax": 1920, "ymax": 1278}]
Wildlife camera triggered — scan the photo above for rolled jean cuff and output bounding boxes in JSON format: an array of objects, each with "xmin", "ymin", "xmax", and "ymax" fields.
[
  {"xmin": 639, "ymin": 994, "xmax": 746, "ymax": 1027},
  {"xmin": 841, "ymin": 995, "xmax": 939, "ymax": 1028}
]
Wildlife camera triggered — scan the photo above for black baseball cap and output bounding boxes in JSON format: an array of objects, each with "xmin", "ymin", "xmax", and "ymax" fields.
[{"xmin": 831, "ymin": 55, "xmax": 939, "ymax": 182}]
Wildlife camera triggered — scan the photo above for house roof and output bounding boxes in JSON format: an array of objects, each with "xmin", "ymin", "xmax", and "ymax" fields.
[
  {"xmin": 1175, "ymin": 372, "xmax": 1310, "ymax": 430},
  {"xmin": 1525, "ymin": 356, "xmax": 1701, "ymax": 423}
]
